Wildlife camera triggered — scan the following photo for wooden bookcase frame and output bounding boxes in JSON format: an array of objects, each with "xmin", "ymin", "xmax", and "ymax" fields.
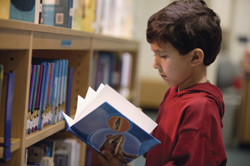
[{"xmin": 0, "ymin": 19, "xmax": 139, "ymax": 165}]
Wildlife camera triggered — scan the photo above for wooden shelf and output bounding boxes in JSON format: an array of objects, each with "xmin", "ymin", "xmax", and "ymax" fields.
[
  {"xmin": 92, "ymin": 34, "xmax": 139, "ymax": 51},
  {"xmin": 0, "ymin": 137, "xmax": 21, "ymax": 159},
  {"xmin": 0, "ymin": 18, "xmax": 139, "ymax": 165},
  {"xmin": 25, "ymin": 121, "xmax": 66, "ymax": 148}
]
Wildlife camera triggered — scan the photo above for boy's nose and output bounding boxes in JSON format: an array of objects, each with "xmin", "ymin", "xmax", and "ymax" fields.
[{"xmin": 153, "ymin": 56, "xmax": 159, "ymax": 69}]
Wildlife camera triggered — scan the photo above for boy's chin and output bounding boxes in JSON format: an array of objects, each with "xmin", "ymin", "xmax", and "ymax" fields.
[{"xmin": 164, "ymin": 80, "xmax": 175, "ymax": 87}]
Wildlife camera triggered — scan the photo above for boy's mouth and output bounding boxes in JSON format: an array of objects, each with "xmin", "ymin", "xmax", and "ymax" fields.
[{"xmin": 159, "ymin": 73, "xmax": 166, "ymax": 78}]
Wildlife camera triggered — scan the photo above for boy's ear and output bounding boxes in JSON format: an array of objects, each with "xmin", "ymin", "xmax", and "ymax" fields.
[{"xmin": 190, "ymin": 48, "xmax": 204, "ymax": 66}]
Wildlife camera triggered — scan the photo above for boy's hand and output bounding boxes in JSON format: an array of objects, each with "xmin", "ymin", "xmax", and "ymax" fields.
[{"xmin": 98, "ymin": 150, "xmax": 126, "ymax": 166}]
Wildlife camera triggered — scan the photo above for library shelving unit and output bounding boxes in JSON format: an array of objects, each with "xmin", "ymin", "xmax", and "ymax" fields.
[{"xmin": 0, "ymin": 19, "xmax": 139, "ymax": 165}]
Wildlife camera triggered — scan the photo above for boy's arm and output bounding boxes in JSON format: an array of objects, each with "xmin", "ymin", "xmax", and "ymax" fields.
[{"xmin": 163, "ymin": 129, "xmax": 216, "ymax": 166}]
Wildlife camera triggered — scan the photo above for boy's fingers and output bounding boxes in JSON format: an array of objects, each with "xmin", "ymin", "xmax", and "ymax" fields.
[
  {"xmin": 98, "ymin": 152, "xmax": 108, "ymax": 166},
  {"xmin": 102, "ymin": 150, "xmax": 113, "ymax": 161}
]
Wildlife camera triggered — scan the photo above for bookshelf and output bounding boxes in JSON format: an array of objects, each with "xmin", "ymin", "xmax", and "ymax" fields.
[{"xmin": 0, "ymin": 19, "xmax": 139, "ymax": 165}]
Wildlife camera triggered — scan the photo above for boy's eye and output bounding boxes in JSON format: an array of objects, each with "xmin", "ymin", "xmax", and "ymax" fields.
[
  {"xmin": 160, "ymin": 55, "xmax": 168, "ymax": 58},
  {"xmin": 159, "ymin": 54, "xmax": 168, "ymax": 58}
]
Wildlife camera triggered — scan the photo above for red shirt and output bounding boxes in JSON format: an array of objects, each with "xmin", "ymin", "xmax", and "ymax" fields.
[{"xmin": 145, "ymin": 83, "xmax": 227, "ymax": 166}]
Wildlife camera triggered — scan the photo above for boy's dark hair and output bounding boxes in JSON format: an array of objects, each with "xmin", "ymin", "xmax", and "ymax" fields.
[{"xmin": 146, "ymin": 0, "xmax": 222, "ymax": 66}]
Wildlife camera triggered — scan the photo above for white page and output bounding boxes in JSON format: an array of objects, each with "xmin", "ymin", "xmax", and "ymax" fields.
[
  {"xmin": 85, "ymin": 84, "xmax": 105, "ymax": 103},
  {"xmin": 74, "ymin": 84, "xmax": 106, "ymax": 120},
  {"xmin": 62, "ymin": 112, "xmax": 74, "ymax": 127},
  {"xmin": 74, "ymin": 95, "xmax": 86, "ymax": 120},
  {"xmin": 75, "ymin": 84, "xmax": 157, "ymax": 134}
]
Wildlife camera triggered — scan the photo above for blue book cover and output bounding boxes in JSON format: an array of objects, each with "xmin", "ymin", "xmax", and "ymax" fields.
[
  {"xmin": 27, "ymin": 65, "xmax": 36, "ymax": 134},
  {"xmin": 65, "ymin": 67, "xmax": 73, "ymax": 117},
  {"xmin": 41, "ymin": 0, "xmax": 73, "ymax": 28},
  {"xmin": 60, "ymin": 59, "xmax": 68, "ymax": 121},
  {"xmin": 51, "ymin": 60, "xmax": 59, "ymax": 124},
  {"xmin": 47, "ymin": 62, "xmax": 55, "ymax": 125},
  {"xmin": 3, "ymin": 72, "xmax": 15, "ymax": 161},
  {"xmin": 10, "ymin": 0, "xmax": 36, "ymax": 23},
  {"xmin": 37, "ymin": 62, "xmax": 47, "ymax": 130},
  {"xmin": 62, "ymin": 84, "xmax": 160, "ymax": 164},
  {"xmin": 42, "ymin": 62, "xmax": 50, "ymax": 127},
  {"xmin": 0, "ymin": 65, "xmax": 3, "ymax": 110}
]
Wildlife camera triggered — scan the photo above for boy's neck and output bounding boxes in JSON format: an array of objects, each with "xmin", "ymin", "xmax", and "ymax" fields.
[{"xmin": 178, "ymin": 66, "xmax": 207, "ymax": 92}]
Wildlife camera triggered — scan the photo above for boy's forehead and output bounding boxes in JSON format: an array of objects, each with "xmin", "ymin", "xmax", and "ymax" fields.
[
  {"xmin": 150, "ymin": 42, "xmax": 163, "ymax": 51},
  {"xmin": 150, "ymin": 42, "xmax": 170, "ymax": 52}
]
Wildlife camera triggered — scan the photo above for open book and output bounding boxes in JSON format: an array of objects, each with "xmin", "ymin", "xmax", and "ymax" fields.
[{"xmin": 62, "ymin": 84, "xmax": 160, "ymax": 164}]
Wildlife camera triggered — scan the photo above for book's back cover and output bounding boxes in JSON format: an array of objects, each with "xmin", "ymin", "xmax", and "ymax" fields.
[
  {"xmin": 10, "ymin": 0, "xmax": 36, "ymax": 22},
  {"xmin": 70, "ymin": 102, "xmax": 160, "ymax": 164},
  {"xmin": 41, "ymin": 0, "xmax": 72, "ymax": 28}
]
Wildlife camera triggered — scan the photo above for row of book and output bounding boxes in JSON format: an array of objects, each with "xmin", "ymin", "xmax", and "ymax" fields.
[
  {"xmin": 25, "ymin": 138, "xmax": 80, "ymax": 166},
  {"xmin": 0, "ymin": 65, "xmax": 15, "ymax": 162},
  {"xmin": 0, "ymin": 0, "xmax": 134, "ymax": 38},
  {"xmin": 26, "ymin": 59, "xmax": 69, "ymax": 135},
  {"xmin": 90, "ymin": 51, "xmax": 133, "ymax": 98}
]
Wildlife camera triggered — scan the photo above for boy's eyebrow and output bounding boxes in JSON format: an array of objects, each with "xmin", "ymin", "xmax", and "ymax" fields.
[{"xmin": 152, "ymin": 50, "xmax": 166, "ymax": 54}]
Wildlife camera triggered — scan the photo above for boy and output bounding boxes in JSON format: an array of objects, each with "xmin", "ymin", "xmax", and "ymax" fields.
[{"xmin": 99, "ymin": 0, "xmax": 227, "ymax": 165}]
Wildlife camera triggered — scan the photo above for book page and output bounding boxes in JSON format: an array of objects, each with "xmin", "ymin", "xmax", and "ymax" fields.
[
  {"xmin": 74, "ymin": 95, "xmax": 86, "ymax": 120},
  {"xmin": 75, "ymin": 84, "xmax": 157, "ymax": 134},
  {"xmin": 74, "ymin": 84, "xmax": 105, "ymax": 120}
]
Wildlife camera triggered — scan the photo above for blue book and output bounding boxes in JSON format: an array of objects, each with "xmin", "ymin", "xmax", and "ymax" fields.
[
  {"xmin": 58, "ymin": 60, "xmax": 63, "ymax": 122},
  {"xmin": 3, "ymin": 72, "xmax": 15, "ymax": 161},
  {"xmin": 60, "ymin": 59, "xmax": 68, "ymax": 121},
  {"xmin": 31, "ymin": 65, "xmax": 40, "ymax": 132},
  {"xmin": 37, "ymin": 62, "xmax": 49, "ymax": 130},
  {"xmin": 62, "ymin": 84, "xmax": 160, "ymax": 164},
  {"xmin": 47, "ymin": 62, "xmax": 55, "ymax": 125},
  {"xmin": 56, "ymin": 60, "xmax": 62, "ymax": 123},
  {"xmin": 37, "ymin": 63, "xmax": 46, "ymax": 130},
  {"xmin": 10, "ymin": 0, "xmax": 36, "ymax": 23},
  {"xmin": 41, "ymin": 0, "xmax": 73, "ymax": 28},
  {"xmin": 51, "ymin": 60, "xmax": 59, "ymax": 124},
  {"xmin": 27, "ymin": 65, "xmax": 36, "ymax": 134},
  {"xmin": 0, "ymin": 65, "xmax": 4, "ymax": 112},
  {"xmin": 65, "ymin": 67, "xmax": 73, "ymax": 116}
]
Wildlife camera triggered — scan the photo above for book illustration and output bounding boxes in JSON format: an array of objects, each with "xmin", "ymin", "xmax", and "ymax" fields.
[
  {"xmin": 10, "ymin": 0, "xmax": 36, "ymax": 23},
  {"xmin": 100, "ymin": 134, "xmax": 138, "ymax": 163},
  {"xmin": 62, "ymin": 84, "xmax": 160, "ymax": 164},
  {"xmin": 41, "ymin": 0, "xmax": 73, "ymax": 28}
]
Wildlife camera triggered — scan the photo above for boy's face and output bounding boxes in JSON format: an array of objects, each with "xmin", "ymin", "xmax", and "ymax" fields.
[{"xmin": 150, "ymin": 42, "xmax": 193, "ymax": 88}]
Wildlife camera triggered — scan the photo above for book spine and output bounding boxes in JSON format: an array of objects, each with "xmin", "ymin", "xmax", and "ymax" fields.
[
  {"xmin": 38, "ymin": 63, "xmax": 47, "ymax": 130},
  {"xmin": 45, "ymin": 62, "xmax": 52, "ymax": 126},
  {"xmin": 4, "ymin": 72, "xmax": 15, "ymax": 161},
  {"xmin": 0, "ymin": 65, "xmax": 3, "ymax": 110},
  {"xmin": 43, "ymin": 62, "xmax": 50, "ymax": 127},
  {"xmin": 27, "ymin": 65, "xmax": 36, "ymax": 134},
  {"xmin": 62, "ymin": 60, "xmax": 68, "ymax": 117},
  {"xmin": 31, "ymin": 65, "xmax": 40, "ymax": 133},
  {"xmin": 68, "ymin": 0, "xmax": 74, "ymax": 28},
  {"xmin": 48, "ymin": 62, "xmax": 55, "ymax": 125},
  {"xmin": 52, "ymin": 61, "xmax": 59, "ymax": 124},
  {"xmin": 66, "ymin": 67, "xmax": 73, "ymax": 116}
]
